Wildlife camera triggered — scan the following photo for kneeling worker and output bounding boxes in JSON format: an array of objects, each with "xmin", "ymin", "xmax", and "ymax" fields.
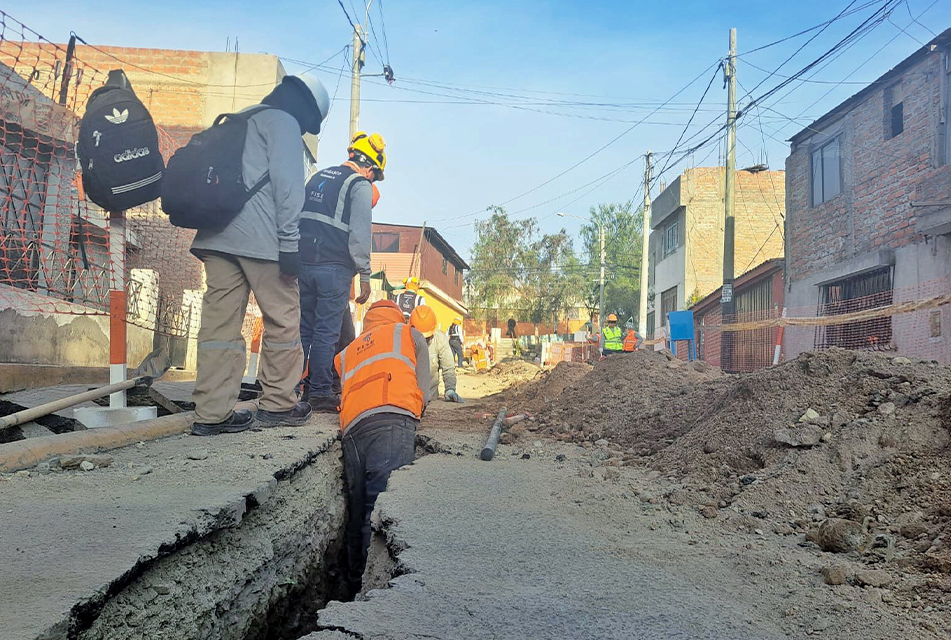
[
  {"xmin": 410, "ymin": 305, "xmax": 464, "ymax": 403},
  {"xmin": 334, "ymin": 299, "xmax": 432, "ymax": 591}
]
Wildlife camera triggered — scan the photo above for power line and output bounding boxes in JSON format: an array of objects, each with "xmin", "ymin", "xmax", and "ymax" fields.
[
  {"xmin": 736, "ymin": 0, "xmax": 884, "ymax": 56},
  {"xmin": 427, "ymin": 58, "xmax": 724, "ymax": 224},
  {"xmin": 337, "ymin": 0, "xmax": 359, "ymax": 33},
  {"xmin": 378, "ymin": 0, "xmax": 392, "ymax": 62}
]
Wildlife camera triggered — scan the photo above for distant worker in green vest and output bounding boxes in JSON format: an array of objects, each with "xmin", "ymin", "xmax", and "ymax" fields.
[{"xmin": 601, "ymin": 313, "xmax": 624, "ymax": 355}]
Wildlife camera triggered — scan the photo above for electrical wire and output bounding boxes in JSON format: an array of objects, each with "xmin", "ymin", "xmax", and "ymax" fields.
[{"xmin": 426, "ymin": 58, "xmax": 724, "ymax": 224}]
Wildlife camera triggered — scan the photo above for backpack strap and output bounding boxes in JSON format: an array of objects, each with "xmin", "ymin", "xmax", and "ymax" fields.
[{"xmin": 213, "ymin": 105, "xmax": 276, "ymax": 195}]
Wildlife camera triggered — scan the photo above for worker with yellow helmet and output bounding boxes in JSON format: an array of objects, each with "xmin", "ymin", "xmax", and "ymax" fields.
[
  {"xmin": 601, "ymin": 313, "xmax": 624, "ymax": 355},
  {"xmin": 410, "ymin": 305, "xmax": 464, "ymax": 403},
  {"xmin": 394, "ymin": 276, "xmax": 426, "ymax": 320},
  {"xmin": 298, "ymin": 130, "xmax": 386, "ymax": 412},
  {"xmin": 448, "ymin": 315, "xmax": 465, "ymax": 368}
]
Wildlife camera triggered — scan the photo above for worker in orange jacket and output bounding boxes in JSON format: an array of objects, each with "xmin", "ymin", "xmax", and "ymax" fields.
[
  {"xmin": 623, "ymin": 327, "xmax": 643, "ymax": 352},
  {"xmin": 334, "ymin": 299, "xmax": 432, "ymax": 593}
]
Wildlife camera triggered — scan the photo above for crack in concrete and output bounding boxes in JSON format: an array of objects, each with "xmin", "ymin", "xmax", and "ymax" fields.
[{"xmin": 63, "ymin": 435, "xmax": 339, "ymax": 640}]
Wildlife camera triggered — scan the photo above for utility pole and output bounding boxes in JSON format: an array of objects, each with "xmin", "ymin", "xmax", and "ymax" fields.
[
  {"xmin": 639, "ymin": 151, "xmax": 652, "ymax": 336},
  {"xmin": 599, "ymin": 224, "xmax": 606, "ymax": 327},
  {"xmin": 720, "ymin": 28, "xmax": 738, "ymax": 371},
  {"xmin": 349, "ymin": 24, "xmax": 364, "ymax": 140}
]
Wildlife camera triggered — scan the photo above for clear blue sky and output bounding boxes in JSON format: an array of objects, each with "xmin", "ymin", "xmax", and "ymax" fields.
[{"xmin": 27, "ymin": 0, "xmax": 951, "ymax": 259}]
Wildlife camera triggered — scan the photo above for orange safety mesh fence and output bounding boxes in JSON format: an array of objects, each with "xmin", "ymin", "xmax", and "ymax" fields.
[
  {"xmin": 0, "ymin": 11, "xmax": 260, "ymax": 359},
  {"xmin": 691, "ymin": 275, "xmax": 951, "ymax": 373}
]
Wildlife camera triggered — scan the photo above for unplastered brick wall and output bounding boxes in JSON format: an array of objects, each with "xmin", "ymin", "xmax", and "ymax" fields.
[
  {"xmin": 785, "ymin": 47, "xmax": 951, "ymax": 283},
  {"xmin": 0, "ymin": 43, "xmax": 210, "ymax": 127},
  {"xmin": 679, "ymin": 167, "xmax": 786, "ymax": 302}
]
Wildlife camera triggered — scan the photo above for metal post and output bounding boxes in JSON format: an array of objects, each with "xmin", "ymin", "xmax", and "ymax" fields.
[
  {"xmin": 108, "ymin": 211, "xmax": 128, "ymax": 408},
  {"xmin": 720, "ymin": 28, "xmax": 738, "ymax": 372},
  {"xmin": 349, "ymin": 24, "xmax": 364, "ymax": 141},
  {"xmin": 58, "ymin": 35, "xmax": 76, "ymax": 106},
  {"xmin": 639, "ymin": 151, "xmax": 652, "ymax": 336},
  {"xmin": 598, "ymin": 224, "xmax": 606, "ymax": 325}
]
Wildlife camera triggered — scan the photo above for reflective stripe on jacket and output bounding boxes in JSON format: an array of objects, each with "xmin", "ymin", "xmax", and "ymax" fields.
[
  {"xmin": 300, "ymin": 164, "xmax": 369, "ymax": 268},
  {"xmin": 602, "ymin": 325, "xmax": 623, "ymax": 351},
  {"xmin": 623, "ymin": 330, "xmax": 642, "ymax": 351},
  {"xmin": 335, "ymin": 322, "xmax": 424, "ymax": 432}
]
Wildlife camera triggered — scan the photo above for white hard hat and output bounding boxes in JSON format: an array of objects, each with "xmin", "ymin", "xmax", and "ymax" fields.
[{"xmin": 294, "ymin": 73, "xmax": 330, "ymax": 126}]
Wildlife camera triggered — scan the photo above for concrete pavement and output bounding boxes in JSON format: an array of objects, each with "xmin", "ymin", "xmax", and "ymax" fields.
[{"xmin": 308, "ymin": 449, "xmax": 789, "ymax": 640}]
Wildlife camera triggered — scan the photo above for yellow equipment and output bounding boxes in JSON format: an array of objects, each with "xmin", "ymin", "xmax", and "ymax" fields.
[{"xmin": 403, "ymin": 277, "xmax": 420, "ymax": 291}]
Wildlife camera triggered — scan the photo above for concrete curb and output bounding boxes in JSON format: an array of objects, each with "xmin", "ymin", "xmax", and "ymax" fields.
[{"xmin": 0, "ymin": 401, "xmax": 256, "ymax": 473}]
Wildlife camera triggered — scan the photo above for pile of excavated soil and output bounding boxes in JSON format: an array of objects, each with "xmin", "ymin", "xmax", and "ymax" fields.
[
  {"xmin": 534, "ymin": 350, "xmax": 724, "ymax": 453},
  {"xmin": 527, "ymin": 347, "xmax": 951, "ymax": 606},
  {"xmin": 495, "ymin": 360, "xmax": 592, "ymax": 414}
]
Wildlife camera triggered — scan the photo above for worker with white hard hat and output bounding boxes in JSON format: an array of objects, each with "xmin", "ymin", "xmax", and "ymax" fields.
[{"xmin": 190, "ymin": 73, "xmax": 331, "ymax": 436}]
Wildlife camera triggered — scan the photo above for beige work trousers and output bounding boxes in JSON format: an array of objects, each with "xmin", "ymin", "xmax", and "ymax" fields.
[{"xmin": 193, "ymin": 253, "xmax": 303, "ymax": 424}]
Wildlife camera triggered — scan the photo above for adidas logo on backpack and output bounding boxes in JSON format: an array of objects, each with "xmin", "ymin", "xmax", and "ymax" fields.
[
  {"xmin": 104, "ymin": 108, "xmax": 129, "ymax": 125},
  {"xmin": 78, "ymin": 70, "xmax": 164, "ymax": 211}
]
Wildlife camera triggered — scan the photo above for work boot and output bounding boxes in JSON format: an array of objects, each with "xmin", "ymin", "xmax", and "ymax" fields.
[
  {"xmin": 191, "ymin": 409, "xmax": 254, "ymax": 436},
  {"xmin": 255, "ymin": 401, "xmax": 313, "ymax": 427},
  {"xmin": 309, "ymin": 395, "xmax": 339, "ymax": 414}
]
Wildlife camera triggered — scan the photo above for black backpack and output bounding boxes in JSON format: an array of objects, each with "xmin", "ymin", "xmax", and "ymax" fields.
[
  {"xmin": 77, "ymin": 70, "xmax": 164, "ymax": 211},
  {"xmin": 160, "ymin": 106, "xmax": 272, "ymax": 230}
]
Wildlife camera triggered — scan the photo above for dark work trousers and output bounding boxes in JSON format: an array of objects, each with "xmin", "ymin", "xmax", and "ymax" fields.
[
  {"xmin": 449, "ymin": 337, "xmax": 464, "ymax": 368},
  {"xmin": 299, "ymin": 263, "xmax": 352, "ymax": 399},
  {"xmin": 331, "ymin": 310, "xmax": 355, "ymax": 394},
  {"xmin": 342, "ymin": 412, "xmax": 417, "ymax": 588}
]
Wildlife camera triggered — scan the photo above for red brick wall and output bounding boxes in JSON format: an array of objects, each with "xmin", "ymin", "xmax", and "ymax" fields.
[
  {"xmin": 0, "ymin": 43, "xmax": 209, "ymax": 126},
  {"xmin": 786, "ymin": 49, "xmax": 951, "ymax": 282}
]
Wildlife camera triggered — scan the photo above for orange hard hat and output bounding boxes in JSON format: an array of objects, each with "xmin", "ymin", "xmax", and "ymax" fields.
[
  {"xmin": 607, "ymin": 313, "xmax": 618, "ymax": 322},
  {"xmin": 410, "ymin": 305, "xmax": 437, "ymax": 338}
]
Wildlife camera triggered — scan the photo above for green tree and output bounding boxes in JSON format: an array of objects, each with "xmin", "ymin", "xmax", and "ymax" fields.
[
  {"xmin": 467, "ymin": 206, "xmax": 585, "ymax": 325},
  {"xmin": 579, "ymin": 201, "xmax": 644, "ymax": 325}
]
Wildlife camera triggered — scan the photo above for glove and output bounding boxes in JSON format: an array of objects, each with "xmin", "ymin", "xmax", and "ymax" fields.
[
  {"xmin": 279, "ymin": 251, "xmax": 301, "ymax": 278},
  {"xmin": 445, "ymin": 389, "xmax": 464, "ymax": 403}
]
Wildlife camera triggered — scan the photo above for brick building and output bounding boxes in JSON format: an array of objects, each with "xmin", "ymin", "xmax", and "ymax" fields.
[
  {"xmin": 370, "ymin": 223, "xmax": 469, "ymax": 331},
  {"xmin": 691, "ymin": 258, "xmax": 784, "ymax": 372},
  {"xmin": 784, "ymin": 28, "xmax": 951, "ymax": 362},
  {"xmin": 646, "ymin": 166, "xmax": 785, "ymax": 338}
]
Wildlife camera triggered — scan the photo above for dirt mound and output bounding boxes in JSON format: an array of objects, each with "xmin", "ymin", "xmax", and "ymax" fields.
[
  {"xmin": 488, "ymin": 359, "xmax": 542, "ymax": 380},
  {"xmin": 494, "ymin": 360, "xmax": 592, "ymax": 414},
  {"xmin": 533, "ymin": 347, "xmax": 951, "ymax": 603},
  {"xmin": 535, "ymin": 350, "xmax": 725, "ymax": 452}
]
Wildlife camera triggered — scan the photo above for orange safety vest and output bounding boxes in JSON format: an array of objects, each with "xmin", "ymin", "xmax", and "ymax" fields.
[
  {"xmin": 334, "ymin": 322, "xmax": 423, "ymax": 432},
  {"xmin": 623, "ymin": 330, "xmax": 641, "ymax": 352}
]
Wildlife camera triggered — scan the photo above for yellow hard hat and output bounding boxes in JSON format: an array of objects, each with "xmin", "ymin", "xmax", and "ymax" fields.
[
  {"xmin": 410, "ymin": 305, "xmax": 437, "ymax": 338},
  {"xmin": 403, "ymin": 276, "xmax": 420, "ymax": 291},
  {"xmin": 607, "ymin": 313, "xmax": 618, "ymax": 322},
  {"xmin": 454, "ymin": 316, "xmax": 463, "ymax": 324},
  {"xmin": 348, "ymin": 131, "xmax": 386, "ymax": 180}
]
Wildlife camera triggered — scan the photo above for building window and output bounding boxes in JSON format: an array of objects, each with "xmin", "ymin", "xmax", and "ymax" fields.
[
  {"xmin": 660, "ymin": 286, "xmax": 678, "ymax": 327},
  {"xmin": 454, "ymin": 269, "xmax": 460, "ymax": 286},
  {"xmin": 371, "ymin": 232, "xmax": 399, "ymax": 253},
  {"xmin": 442, "ymin": 257, "xmax": 448, "ymax": 275},
  {"xmin": 815, "ymin": 267, "xmax": 893, "ymax": 351},
  {"xmin": 889, "ymin": 102, "xmax": 904, "ymax": 138},
  {"xmin": 885, "ymin": 83, "xmax": 904, "ymax": 140},
  {"xmin": 811, "ymin": 137, "xmax": 841, "ymax": 207},
  {"xmin": 662, "ymin": 219, "xmax": 679, "ymax": 258},
  {"xmin": 647, "ymin": 311, "xmax": 655, "ymax": 339}
]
